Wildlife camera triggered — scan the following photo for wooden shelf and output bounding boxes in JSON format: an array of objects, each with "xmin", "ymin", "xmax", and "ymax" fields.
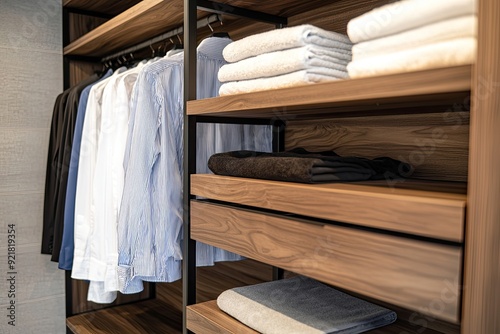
[
  {"xmin": 187, "ymin": 65, "xmax": 471, "ymax": 118},
  {"xmin": 64, "ymin": 0, "xmax": 186, "ymax": 57},
  {"xmin": 67, "ymin": 298, "xmax": 182, "ymax": 334},
  {"xmin": 187, "ymin": 300, "xmax": 445, "ymax": 334},
  {"xmin": 63, "ymin": 0, "xmax": 338, "ymax": 57},
  {"xmin": 64, "ymin": 0, "xmax": 141, "ymax": 15},
  {"xmin": 191, "ymin": 174, "xmax": 466, "ymax": 242}
]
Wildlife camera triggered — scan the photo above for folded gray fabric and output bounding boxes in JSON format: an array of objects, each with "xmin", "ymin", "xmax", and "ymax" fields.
[
  {"xmin": 207, "ymin": 148, "xmax": 410, "ymax": 183},
  {"xmin": 217, "ymin": 276, "xmax": 397, "ymax": 334}
]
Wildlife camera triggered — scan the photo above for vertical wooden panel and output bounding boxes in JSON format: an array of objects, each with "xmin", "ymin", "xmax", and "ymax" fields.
[
  {"xmin": 462, "ymin": 0, "xmax": 500, "ymax": 332},
  {"xmin": 285, "ymin": 112, "xmax": 470, "ymax": 182}
]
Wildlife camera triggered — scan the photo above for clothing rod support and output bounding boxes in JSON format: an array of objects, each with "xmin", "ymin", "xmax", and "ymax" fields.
[
  {"xmin": 197, "ymin": 0, "xmax": 287, "ymax": 26},
  {"xmin": 101, "ymin": 13, "xmax": 219, "ymax": 62}
]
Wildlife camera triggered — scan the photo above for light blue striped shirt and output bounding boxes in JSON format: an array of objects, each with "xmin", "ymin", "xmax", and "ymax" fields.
[{"xmin": 117, "ymin": 37, "xmax": 272, "ymax": 293}]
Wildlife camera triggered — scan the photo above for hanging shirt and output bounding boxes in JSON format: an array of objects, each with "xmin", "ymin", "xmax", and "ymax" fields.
[
  {"xmin": 117, "ymin": 37, "xmax": 273, "ymax": 294},
  {"xmin": 59, "ymin": 69, "xmax": 113, "ymax": 270},
  {"xmin": 72, "ymin": 67, "xmax": 127, "ymax": 281},
  {"xmin": 87, "ymin": 63, "xmax": 147, "ymax": 303}
]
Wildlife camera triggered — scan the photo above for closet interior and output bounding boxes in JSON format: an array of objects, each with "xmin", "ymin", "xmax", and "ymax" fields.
[{"xmin": 59, "ymin": 0, "xmax": 499, "ymax": 333}]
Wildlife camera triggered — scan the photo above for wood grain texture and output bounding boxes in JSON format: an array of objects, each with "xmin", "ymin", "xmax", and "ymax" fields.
[
  {"xmin": 187, "ymin": 300, "xmax": 448, "ymax": 334},
  {"xmin": 462, "ymin": 0, "xmax": 500, "ymax": 332},
  {"xmin": 70, "ymin": 279, "xmax": 152, "ymax": 314},
  {"xmin": 68, "ymin": 13, "xmax": 108, "ymax": 42},
  {"xmin": 191, "ymin": 174, "xmax": 466, "ymax": 242},
  {"xmin": 64, "ymin": 0, "xmax": 186, "ymax": 56},
  {"xmin": 187, "ymin": 66, "xmax": 471, "ymax": 117},
  {"xmin": 187, "ymin": 301, "xmax": 259, "ymax": 334},
  {"xmin": 69, "ymin": 60, "xmax": 101, "ymax": 87},
  {"xmin": 286, "ymin": 112, "xmax": 470, "ymax": 182},
  {"xmin": 190, "ymin": 201, "xmax": 462, "ymax": 323},
  {"xmin": 64, "ymin": 0, "xmax": 141, "ymax": 15},
  {"xmin": 67, "ymin": 298, "xmax": 182, "ymax": 334}
]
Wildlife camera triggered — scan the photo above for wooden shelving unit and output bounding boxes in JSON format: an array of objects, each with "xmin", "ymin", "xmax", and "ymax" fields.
[
  {"xmin": 187, "ymin": 65, "xmax": 471, "ymax": 118},
  {"xmin": 60, "ymin": 0, "xmax": 500, "ymax": 332}
]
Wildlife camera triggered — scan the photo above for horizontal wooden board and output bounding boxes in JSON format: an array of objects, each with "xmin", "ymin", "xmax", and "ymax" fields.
[
  {"xmin": 187, "ymin": 301, "xmax": 259, "ymax": 334},
  {"xmin": 187, "ymin": 65, "xmax": 471, "ymax": 118},
  {"xmin": 187, "ymin": 300, "xmax": 448, "ymax": 334},
  {"xmin": 64, "ymin": 0, "xmax": 183, "ymax": 56},
  {"xmin": 190, "ymin": 201, "xmax": 462, "ymax": 323},
  {"xmin": 191, "ymin": 174, "xmax": 466, "ymax": 242},
  {"xmin": 66, "ymin": 298, "xmax": 181, "ymax": 334}
]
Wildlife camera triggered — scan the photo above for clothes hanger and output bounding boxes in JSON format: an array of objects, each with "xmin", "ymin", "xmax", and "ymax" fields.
[
  {"xmin": 209, "ymin": 15, "xmax": 230, "ymax": 39},
  {"xmin": 172, "ymin": 34, "xmax": 183, "ymax": 50}
]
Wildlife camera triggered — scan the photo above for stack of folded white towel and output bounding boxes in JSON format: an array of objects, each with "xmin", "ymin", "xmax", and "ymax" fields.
[
  {"xmin": 346, "ymin": 0, "xmax": 477, "ymax": 79},
  {"xmin": 218, "ymin": 24, "xmax": 352, "ymax": 96}
]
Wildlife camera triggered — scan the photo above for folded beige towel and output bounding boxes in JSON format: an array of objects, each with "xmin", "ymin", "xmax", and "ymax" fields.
[
  {"xmin": 347, "ymin": 0, "xmax": 476, "ymax": 43},
  {"xmin": 223, "ymin": 24, "xmax": 352, "ymax": 63},
  {"xmin": 219, "ymin": 68, "xmax": 347, "ymax": 96},
  {"xmin": 347, "ymin": 37, "xmax": 476, "ymax": 79},
  {"xmin": 352, "ymin": 15, "xmax": 477, "ymax": 61},
  {"xmin": 218, "ymin": 45, "xmax": 351, "ymax": 82}
]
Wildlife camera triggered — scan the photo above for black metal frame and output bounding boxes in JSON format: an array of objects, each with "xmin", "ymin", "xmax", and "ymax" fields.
[{"xmin": 182, "ymin": 1, "xmax": 288, "ymax": 333}]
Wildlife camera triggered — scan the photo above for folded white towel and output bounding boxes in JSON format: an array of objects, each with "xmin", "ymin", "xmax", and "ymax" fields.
[
  {"xmin": 347, "ymin": 37, "xmax": 476, "ymax": 79},
  {"xmin": 223, "ymin": 24, "xmax": 352, "ymax": 63},
  {"xmin": 219, "ymin": 68, "xmax": 347, "ymax": 96},
  {"xmin": 347, "ymin": 0, "xmax": 476, "ymax": 44},
  {"xmin": 353, "ymin": 15, "xmax": 477, "ymax": 61},
  {"xmin": 218, "ymin": 45, "xmax": 351, "ymax": 82}
]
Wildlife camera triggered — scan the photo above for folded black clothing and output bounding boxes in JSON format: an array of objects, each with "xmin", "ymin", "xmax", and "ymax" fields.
[{"xmin": 207, "ymin": 148, "xmax": 411, "ymax": 183}]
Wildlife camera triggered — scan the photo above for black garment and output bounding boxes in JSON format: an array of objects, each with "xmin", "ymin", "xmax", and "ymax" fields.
[
  {"xmin": 41, "ymin": 90, "xmax": 70, "ymax": 255},
  {"xmin": 41, "ymin": 74, "xmax": 100, "ymax": 260},
  {"xmin": 207, "ymin": 148, "xmax": 411, "ymax": 183}
]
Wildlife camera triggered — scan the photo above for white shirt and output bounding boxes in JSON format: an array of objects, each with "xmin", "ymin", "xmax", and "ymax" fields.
[{"xmin": 71, "ymin": 67, "xmax": 127, "ymax": 284}]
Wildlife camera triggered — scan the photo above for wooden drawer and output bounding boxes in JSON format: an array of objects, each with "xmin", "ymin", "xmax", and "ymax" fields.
[
  {"xmin": 191, "ymin": 201, "xmax": 462, "ymax": 323},
  {"xmin": 191, "ymin": 174, "xmax": 466, "ymax": 242}
]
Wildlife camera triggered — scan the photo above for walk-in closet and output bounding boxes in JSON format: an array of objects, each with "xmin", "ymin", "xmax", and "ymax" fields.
[{"xmin": 38, "ymin": 0, "xmax": 500, "ymax": 333}]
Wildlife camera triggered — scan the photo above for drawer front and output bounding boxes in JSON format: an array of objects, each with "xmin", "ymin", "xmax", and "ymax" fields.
[{"xmin": 191, "ymin": 201, "xmax": 462, "ymax": 323}]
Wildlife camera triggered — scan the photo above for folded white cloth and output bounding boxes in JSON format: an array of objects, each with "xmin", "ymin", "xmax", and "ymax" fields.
[
  {"xmin": 218, "ymin": 45, "xmax": 351, "ymax": 82},
  {"xmin": 219, "ymin": 68, "xmax": 347, "ymax": 96},
  {"xmin": 347, "ymin": 37, "xmax": 476, "ymax": 79},
  {"xmin": 353, "ymin": 15, "xmax": 477, "ymax": 61},
  {"xmin": 223, "ymin": 24, "xmax": 352, "ymax": 63},
  {"xmin": 347, "ymin": 0, "xmax": 477, "ymax": 44}
]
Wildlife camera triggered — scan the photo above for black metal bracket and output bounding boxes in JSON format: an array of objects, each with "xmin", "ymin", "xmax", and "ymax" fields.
[{"xmin": 197, "ymin": 0, "xmax": 287, "ymax": 26}]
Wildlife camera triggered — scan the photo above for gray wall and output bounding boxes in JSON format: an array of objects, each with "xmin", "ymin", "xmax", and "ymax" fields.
[{"xmin": 0, "ymin": 0, "xmax": 65, "ymax": 333}]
